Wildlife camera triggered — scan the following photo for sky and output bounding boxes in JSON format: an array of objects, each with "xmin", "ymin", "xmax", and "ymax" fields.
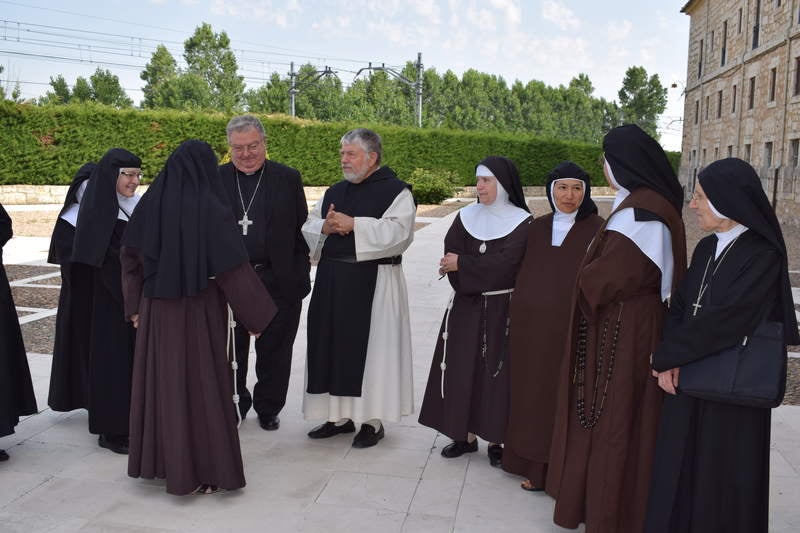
[{"xmin": 0, "ymin": 0, "xmax": 691, "ymax": 150}]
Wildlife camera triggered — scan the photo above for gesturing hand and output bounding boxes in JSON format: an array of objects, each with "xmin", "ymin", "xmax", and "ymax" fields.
[{"xmin": 323, "ymin": 203, "xmax": 355, "ymax": 236}]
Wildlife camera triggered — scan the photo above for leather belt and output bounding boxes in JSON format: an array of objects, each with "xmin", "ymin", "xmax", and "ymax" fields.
[{"xmin": 323, "ymin": 255, "xmax": 402, "ymax": 266}]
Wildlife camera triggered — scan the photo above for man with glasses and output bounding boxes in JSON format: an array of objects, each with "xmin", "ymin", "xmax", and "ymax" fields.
[{"xmin": 219, "ymin": 114, "xmax": 310, "ymax": 431}]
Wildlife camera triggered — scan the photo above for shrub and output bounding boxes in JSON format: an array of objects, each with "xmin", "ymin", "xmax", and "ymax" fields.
[{"xmin": 406, "ymin": 168, "xmax": 463, "ymax": 204}]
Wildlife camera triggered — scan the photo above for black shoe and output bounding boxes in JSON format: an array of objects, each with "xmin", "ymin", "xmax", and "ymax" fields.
[
  {"xmin": 441, "ymin": 439, "xmax": 478, "ymax": 458},
  {"xmin": 488, "ymin": 444, "xmax": 503, "ymax": 467},
  {"xmin": 98, "ymin": 434, "xmax": 129, "ymax": 455},
  {"xmin": 259, "ymin": 415, "xmax": 280, "ymax": 431},
  {"xmin": 0, "ymin": 449, "xmax": 8, "ymax": 461},
  {"xmin": 352, "ymin": 423, "xmax": 384, "ymax": 448},
  {"xmin": 307, "ymin": 420, "xmax": 356, "ymax": 439}
]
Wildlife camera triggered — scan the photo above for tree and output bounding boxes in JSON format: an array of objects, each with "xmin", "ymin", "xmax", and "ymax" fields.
[
  {"xmin": 72, "ymin": 77, "xmax": 92, "ymax": 103},
  {"xmin": 0, "ymin": 66, "xmax": 22, "ymax": 102},
  {"xmin": 42, "ymin": 74, "xmax": 72, "ymax": 104},
  {"xmin": 141, "ymin": 44, "xmax": 178, "ymax": 108},
  {"xmin": 90, "ymin": 68, "xmax": 132, "ymax": 108},
  {"xmin": 618, "ymin": 66, "xmax": 667, "ymax": 139},
  {"xmin": 183, "ymin": 22, "xmax": 245, "ymax": 112},
  {"xmin": 245, "ymin": 72, "xmax": 289, "ymax": 114}
]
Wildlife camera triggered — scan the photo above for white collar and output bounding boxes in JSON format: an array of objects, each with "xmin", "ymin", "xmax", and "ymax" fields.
[
  {"xmin": 605, "ymin": 158, "xmax": 631, "ymax": 211},
  {"xmin": 460, "ymin": 181, "xmax": 529, "ymax": 241},
  {"xmin": 117, "ymin": 193, "xmax": 141, "ymax": 221},
  {"xmin": 59, "ymin": 180, "xmax": 89, "ymax": 227},
  {"xmin": 714, "ymin": 224, "xmax": 748, "ymax": 259}
]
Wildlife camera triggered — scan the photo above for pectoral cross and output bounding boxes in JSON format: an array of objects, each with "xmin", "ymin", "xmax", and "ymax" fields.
[
  {"xmin": 238, "ymin": 213, "xmax": 253, "ymax": 236},
  {"xmin": 691, "ymin": 301, "xmax": 702, "ymax": 316}
]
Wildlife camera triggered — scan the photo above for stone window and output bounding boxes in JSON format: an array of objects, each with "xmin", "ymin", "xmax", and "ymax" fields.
[
  {"xmin": 717, "ymin": 90, "xmax": 723, "ymax": 118},
  {"xmin": 714, "ymin": 147, "xmax": 719, "ymax": 160},
  {"xmin": 770, "ymin": 68, "xmax": 777, "ymax": 102},
  {"xmin": 745, "ymin": 143, "xmax": 752, "ymax": 162},
  {"xmin": 753, "ymin": 0, "xmax": 761, "ymax": 50},
  {"xmin": 694, "ymin": 100, "xmax": 700, "ymax": 124},
  {"xmin": 732, "ymin": 84, "xmax": 737, "ymax": 113},
  {"xmin": 705, "ymin": 95, "xmax": 710, "ymax": 120},
  {"xmin": 748, "ymin": 76, "xmax": 756, "ymax": 109},
  {"xmin": 699, "ymin": 39, "xmax": 704, "ymax": 79},
  {"xmin": 765, "ymin": 142, "xmax": 774, "ymax": 167},
  {"xmin": 738, "ymin": 8, "xmax": 743, "ymax": 33},
  {"xmin": 794, "ymin": 58, "xmax": 800, "ymax": 95},
  {"xmin": 792, "ymin": 139, "xmax": 800, "ymax": 167},
  {"xmin": 727, "ymin": 145, "xmax": 733, "ymax": 158},
  {"xmin": 721, "ymin": 21, "xmax": 728, "ymax": 66}
]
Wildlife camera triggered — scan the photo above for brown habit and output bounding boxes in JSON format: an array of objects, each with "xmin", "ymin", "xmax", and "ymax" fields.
[
  {"xmin": 546, "ymin": 189, "xmax": 686, "ymax": 532},
  {"xmin": 122, "ymin": 248, "xmax": 276, "ymax": 495},
  {"xmin": 503, "ymin": 212, "xmax": 603, "ymax": 487},
  {"xmin": 418, "ymin": 214, "xmax": 531, "ymax": 443}
]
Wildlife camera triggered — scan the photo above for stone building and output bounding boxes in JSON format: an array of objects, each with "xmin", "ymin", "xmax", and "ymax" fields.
[{"xmin": 681, "ymin": 0, "xmax": 800, "ymax": 224}]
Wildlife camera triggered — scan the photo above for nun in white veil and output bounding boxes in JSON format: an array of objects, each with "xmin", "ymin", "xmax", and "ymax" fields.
[{"xmin": 419, "ymin": 155, "xmax": 532, "ymax": 468}]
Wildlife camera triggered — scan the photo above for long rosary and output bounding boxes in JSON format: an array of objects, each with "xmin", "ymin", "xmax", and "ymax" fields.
[
  {"xmin": 573, "ymin": 302, "xmax": 623, "ymax": 429},
  {"xmin": 235, "ymin": 166, "xmax": 265, "ymax": 236},
  {"xmin": 691, "ymin": 235, "xmax": 741, "ymax": 316}
]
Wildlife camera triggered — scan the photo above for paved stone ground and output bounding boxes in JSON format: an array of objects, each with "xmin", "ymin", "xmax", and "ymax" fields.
[{"xmin": 1, "ymin": 199, "xmax": 799, "ymax": 532}]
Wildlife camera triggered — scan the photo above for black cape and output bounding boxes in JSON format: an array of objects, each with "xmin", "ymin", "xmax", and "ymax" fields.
[
  {"xmin": 122, "ymin": 140, "xmax": 248, "ymax": 299},
  {"xmin": 0, "ymin": 203, "xmax": 38, "ymax": 437},
  {"xmin": 48, "ymin": 163, "xmax": 95, "ymax": 411},
  {"xmin": 306, "ymin": 166, "xmax": 410, "ymax": 396}
]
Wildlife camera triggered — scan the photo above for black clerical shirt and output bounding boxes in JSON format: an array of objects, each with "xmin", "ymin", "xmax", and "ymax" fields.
[{"xmin": 232, "ymin": 166, "xmax": 269, "ymax": 264}]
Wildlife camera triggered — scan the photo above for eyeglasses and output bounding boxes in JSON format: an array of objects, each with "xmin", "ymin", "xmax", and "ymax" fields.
[
  {"xmin": 119, "ymin": 171, "xmax": 143, "ymax": 180},
  {"xmin": 230, "ymin": 140, "xmax": 263, "ymax": 155}
]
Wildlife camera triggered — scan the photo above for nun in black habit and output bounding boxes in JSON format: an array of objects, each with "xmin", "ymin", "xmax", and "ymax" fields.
[
  {"xmin": 0, "ymin": 202, "xmax": 38, "ymax": 461},
  {"xmin": 71, "ymin": 148, "xmax": 142, "ymax": 454},
  {"xmin": 419, "ymin": 156, "xmax": 532, "ymax": 467},
  {"xmin": 646, "ymin": 158, "xmax": 799, "ymax": 533},
  {"xmin": 47, "ymin": 162, "xmax": 95, "ymax": 413},
  {"xmin": 121, "ymin": 140, "xmax": 276, "ymax": 495}
]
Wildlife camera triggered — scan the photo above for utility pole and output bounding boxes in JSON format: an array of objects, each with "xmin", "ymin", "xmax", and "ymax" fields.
[
  {"xmin": 288, "ymin": 62, "xmax": 338, "ymax": 118},
  {"xmin": 355, "ymin": 52, "xmax": 424, "ymax": 127}
]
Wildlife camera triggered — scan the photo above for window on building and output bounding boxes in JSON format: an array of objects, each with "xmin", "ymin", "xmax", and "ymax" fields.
[
  {"xmin": 769, "ymin": 68, "xmax": 777, "ymax": 102},
  {"xmin": 732, "ymin": 84, "xmax": 737, "ymax": 112},
  {"xmin": 699, "ymin": 39, "xmax": 704, "ymax": 78},
  {"xmin": 748, "ymin": 76, "xmax": 756, "ymax": 109},
  {"xmin": 702, "ymin": 148, "xmax": 707, "ymax": 166},
  {"xmin": 705, "ymin": 95, "xmax": 710, "ymax": 120},
  {"xmin": 727, "ymin": 145, "xmax": 733, "ymax": 158},
  {"xmin": 710, "ymin": 30, "xmax": 715, "ymax": 52},
  {"xmin": 692, "ymin": 149, "xmax": 697, "ymax": 163},
  {"xmin": 795, "ymin": 58, "xmax": 800, "ymax": 95},
  {"xmin": 721, "ymin": 21, "xmax": 728, "ymax": 66},
  {"xmin": 717, "ymin": 90, "xmax": 723, "ymax": 118},
  {"xmin": 745, "ymin": 143, "xmax": 752, "ymax": 162},
  {"xmin": 765, "ymin": 142, "xmax": 773, "ymax": 167},
  {"xmin": 739, "ymin": 8, "xmax": 743, "ymax": 33},
  {"xmin": 777, "ymin": 0, "xmax": 781, "ymax": 7},
  {"xmin": 792, "ymin": 139, "xmax": 800, "ymax": 167},
  {"xmin": 753, "ymin": 0, "xmax": 761, "ymax": 49},
  {"xmin": 714, "ymin": 147, "xmax": 719, "ymax": 160},
  {"xmin": 694, "ymin": 100, "xmax": 699, "ymax": 124}
]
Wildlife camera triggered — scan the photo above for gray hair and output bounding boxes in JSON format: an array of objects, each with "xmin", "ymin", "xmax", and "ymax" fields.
[
  {"xmin": 340, "ymin": 128, "xmax": 382, "ymax": 166},
  {"xmin": 226, "ymin": 114, "xmax": 266, "ymax": 142}
]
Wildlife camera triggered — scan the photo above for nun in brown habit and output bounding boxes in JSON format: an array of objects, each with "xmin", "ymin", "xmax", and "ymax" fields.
[
  {"xmin": 546, "ymin": 125, "xmax": 687, "ymax": 533},
  {"xmin": 418, "ymin": 156, "xmax": 532, "ymax": 467},
  {"xmin": 503, "ymin": 162, "xmax": 603, "ymax": 491},
  {"xmin": 121, "ymin": 140, "xmax": 276, "ymax": 495}
]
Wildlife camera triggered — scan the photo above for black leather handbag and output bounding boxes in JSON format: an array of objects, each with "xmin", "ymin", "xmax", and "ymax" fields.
[{"xmin": 678, "ymin": 320, "xmax": 787, "ymax": 408}]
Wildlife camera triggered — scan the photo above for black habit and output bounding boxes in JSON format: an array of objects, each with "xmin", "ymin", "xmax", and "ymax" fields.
[
  {"xmin": 306, "ymin": 166, "xmax": 410, "ymax": 397},
  {"xmin": 0, "ymin": 203, "xmax": 38, "ymax": 438},
  {"xmin": 646, "ymin": 158, "xmax": 799, "ymax": 533},
  {"xmin": 219, "ymin": 160, "xmax": 310, "ymax": 419},
  {"xmin": 71, "ymin": 148, "xmax": 140, "ymax": 437},
  {"xmin": 48, "ymin": 162, "xmax": 95, "ymax": 411}
]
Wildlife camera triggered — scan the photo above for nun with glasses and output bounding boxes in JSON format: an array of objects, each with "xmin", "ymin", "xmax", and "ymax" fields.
[
  {"xmin": 645, "ymin": 158, "xmax": 799, "ymax": 533},
  {"xmin": 546, "ymin": 125, "xmax": 687, "ymax": 533},
  {"xmin": 503, "ymin": 161, "xmax": 603, "ymax": 492},
  {"xmin": 122, "ymin": 140, "xmax": 276, "ymax": 495},
  {"xmin": 419, "ymin": 156, "xmax": 532, "ymax": 468},
  {"xmin": 70, "ymin": 148, "xmax": 143, "ymax": 455}
]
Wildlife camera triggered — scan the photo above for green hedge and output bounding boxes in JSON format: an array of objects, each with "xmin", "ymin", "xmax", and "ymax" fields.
[{"xmin": 0, "ymin": 102, "xmax": 681, "ymax": 187}]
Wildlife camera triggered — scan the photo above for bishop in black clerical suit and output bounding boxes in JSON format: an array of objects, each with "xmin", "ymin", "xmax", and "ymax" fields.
[
  {"xmin": 0, "ymin": 202, "xmax": 38, "ymax": 461},
  {"xmin": 646, "ymin": 158, "xmax": 800, "ymax": 533},
  {"xmin": 219, "ymin": 115, "xmax": 311, "ymax": 430}
]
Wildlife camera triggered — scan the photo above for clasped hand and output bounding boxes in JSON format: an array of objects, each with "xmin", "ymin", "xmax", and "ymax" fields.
[
  {"xmin": 322, "ymin": 203, "xmax": 354, "ymax": 236},
  {"xmin": 438, "ymin": 252, "xmax": 459, "ymax": 277}
]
